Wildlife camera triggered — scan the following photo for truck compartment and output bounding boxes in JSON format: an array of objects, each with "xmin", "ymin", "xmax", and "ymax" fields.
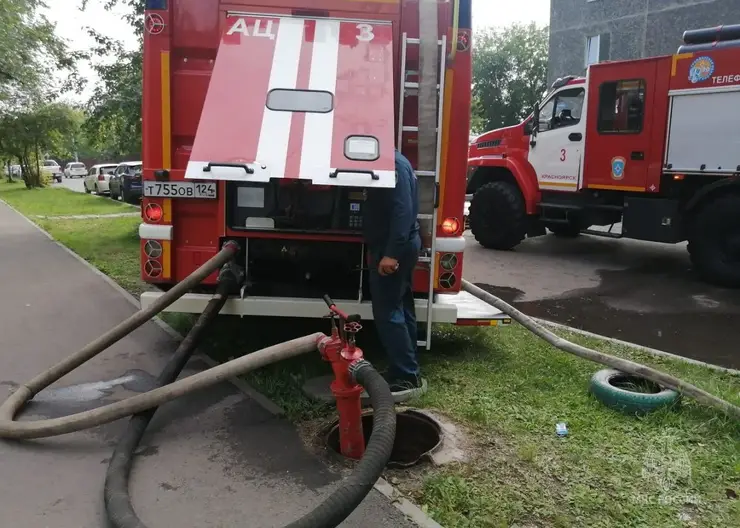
[
  {"xmin": 226, "ymin": 180, "xmax": 365, "ymax": 233},
  {"xmin": 245, "ymin": 238, "xmax": 365, "ymax": 300},
  {"xmin": 665, "ymin": 90, "xmax": 740, "ymax": 175}
]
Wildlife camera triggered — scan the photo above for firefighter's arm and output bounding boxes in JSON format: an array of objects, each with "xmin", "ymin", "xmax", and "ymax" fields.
[{"xmin": 383, "ymin": 169, "xmax": 414, "ymax": 261}]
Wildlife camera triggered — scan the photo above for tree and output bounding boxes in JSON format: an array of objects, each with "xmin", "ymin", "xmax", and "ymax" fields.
[
  {"xmin": 0, "ymin": 103, "xmax": 78, "ymax": 187},
  {"xmin": 472, "ymin": 23, "xmax": 549, "ymax": 132},
  {"xmin": 81, "ymin": 0, "xmax": 144, "ymax": 158},
  {"xmin": 0, "ymin": 0, "xmax": 81, "ymax": 108}
]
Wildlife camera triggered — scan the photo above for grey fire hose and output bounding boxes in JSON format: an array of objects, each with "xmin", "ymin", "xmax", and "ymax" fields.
[
  {"xmin": 461, "ymin": 279, "xmax": 740, "ymax": 420},
  {"xmin": 0, "ymin": 240, "xmax": 397, "ymax": 528}
]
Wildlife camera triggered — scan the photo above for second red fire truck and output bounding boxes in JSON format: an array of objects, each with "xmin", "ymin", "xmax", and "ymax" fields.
[
  {"xmin": 137, "ymin": 0, "xmax": 510, "ymax": 349},
  {"xmin": 468, "ymin": 24, "xmax": 740, "ymax": 288}
]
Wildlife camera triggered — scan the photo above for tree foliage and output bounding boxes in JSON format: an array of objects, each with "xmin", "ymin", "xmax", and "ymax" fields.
[
  {"xmin": 80, "ymin": 0, "xmax": 144, "ymax": 158},
  {"xmin": 472, "ymin": 23, "xmax": 549, "ymax": 132},
  {"xmin": 0, "ymin": 0, "xmax": 81, "ymax": 107},
  {"xmin": 0, "ymin": 103, "xmax": 78, "ymax": 187}
]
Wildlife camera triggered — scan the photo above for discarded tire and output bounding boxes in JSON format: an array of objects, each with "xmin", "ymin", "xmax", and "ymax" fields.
[{"xmin": 589, "ymin": 369, "xmax": 680, "ymax": 415}]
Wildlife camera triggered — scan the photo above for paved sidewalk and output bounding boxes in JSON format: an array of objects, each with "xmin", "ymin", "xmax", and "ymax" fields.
[{"xmin": 0, "ymin": 202, "xmax": 415, "ymax": 528}]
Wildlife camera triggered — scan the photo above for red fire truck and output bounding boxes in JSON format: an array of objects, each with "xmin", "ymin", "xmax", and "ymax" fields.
[
  {"xmin": 137, "ymin": 0, "xmax": 509, "ymax": 349},
  {"xmin": 467, "ymin": 24, "xmax": 740, "ymax": 288}
]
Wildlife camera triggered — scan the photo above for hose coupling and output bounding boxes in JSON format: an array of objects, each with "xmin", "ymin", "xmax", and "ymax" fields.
[
  {"xmin": 348, "ymin": 359, "xmax": 373, "ymax": 384},
  {"xmin": 222, "ymin": 240, "xmax": 241, "ymax": 254},
  {"xmin": 218, "ymin": 261, "xmax": 245, "ymax": 294}
]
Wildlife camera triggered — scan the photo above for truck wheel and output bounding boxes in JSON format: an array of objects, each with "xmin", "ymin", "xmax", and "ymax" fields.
[
  {"xmin": 688, "ymin": 194, "xmax": 740, "ymax": 288},
  {"xmin": 469, "ymin": 181, "xmax": 526, "ymax": 250}
]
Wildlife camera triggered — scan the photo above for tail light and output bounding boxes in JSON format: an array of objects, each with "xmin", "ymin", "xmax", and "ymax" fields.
[
  {"xmin": 98, "ymin": 174, "xmax": 105, "ymax": 181},
  {"xmin": 144, "ymin": 240, "xmax": 163, "ymax": 259},
  {"xmin": 439, "ymin": 253, "xmax": 458, "ymax": 271},
  {"xmin": 441, "ymin": 217, "xmax": 461, "ymax": 235},
  {"xmin": 439, "ymin": 272, "xmax": 457, "ymax": 289},
  {"xmin": 144, "ymin": 203, "xmax": 163, "ymax": 223},
  {"xmin": 144, "ymin": 259, "xmax": 162, "ymax": 278}
]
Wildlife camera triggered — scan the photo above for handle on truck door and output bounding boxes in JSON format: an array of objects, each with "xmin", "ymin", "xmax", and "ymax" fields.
[
  {"xmin": 203, "ymin": 162, "xmax": 255, "ymax": 174},
  {"xmin": 568, "ymin": 132, "xmax": 582, "ymax": 142},
  {"xmin": 330, "ymin": 169, "xmax": 379, "ymax": 181}
]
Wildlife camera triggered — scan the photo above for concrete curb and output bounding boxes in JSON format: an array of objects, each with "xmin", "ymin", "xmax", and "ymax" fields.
[
  {"xmin": 534, "ymin": 317, "xmax": 740, "ymax": 376},
  {"xmin": 0, "ymin": 198, "xmax": 440, "ymax": 528}
]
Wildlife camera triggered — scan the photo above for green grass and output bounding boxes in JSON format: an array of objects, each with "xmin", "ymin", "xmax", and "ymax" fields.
[
  {"xmin": 413, "ymin": 325, "xmax": 740, "ymax": 528},
  {"xmin": 0, "ymin": 179, "xmax": 135, "ymax": 216},
  {"xmin": 7, "ymin": 184, "xmax": 739, "ymax": 527},
  {"xmin": 37, "ymin": 216, "xmax": 148, "ymax": 296}
]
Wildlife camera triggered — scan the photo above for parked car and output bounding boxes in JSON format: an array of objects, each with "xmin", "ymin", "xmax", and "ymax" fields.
[
  {"xmin": 41, "ymin": 160, "xmax": 62, "ymax": 183},
  {"xmin": 9, "ymin": 165, "xmax": 22, "ymax": 179},
  {"xmin": 109, "ymin": 161, "xmax": 143, "ymax": 204},
  {"xmin": 83, "ymin": 163, "xmax": 118, "ymax": 195},
  {"xmin": 64, "ymin": 162, "xmax": 87, "ymax": 179}
]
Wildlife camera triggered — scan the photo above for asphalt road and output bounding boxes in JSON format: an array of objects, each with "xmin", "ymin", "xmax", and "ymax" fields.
[
  {"xmin": 56, "ymin": 178, "xmax": 738, "ymax": 368},
  {"xmin": 56, "ymin": 176, "xmax": 87, "ymax": 194},
  {"xmin": 463, "ymin": 230, "xmax": 740, "ymax": 369}
]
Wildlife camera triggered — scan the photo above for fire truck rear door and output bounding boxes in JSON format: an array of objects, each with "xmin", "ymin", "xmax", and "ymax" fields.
[{"xmin": 185, "ymin": 15, "xmax": 396, "ymax": 188}]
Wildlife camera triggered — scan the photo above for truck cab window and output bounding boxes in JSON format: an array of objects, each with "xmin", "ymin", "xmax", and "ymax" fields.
[
  {"xmin": 538, "ymin": 87, "xmax": 585, "ymax": 132},
  {"xmin": 597, "ymin": 79, "xmax": 646, "ymax": 134}
]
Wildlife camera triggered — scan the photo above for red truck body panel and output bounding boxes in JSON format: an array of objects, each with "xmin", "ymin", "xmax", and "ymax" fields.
[
  {"xmin": 141, "ymin": 0, "xmax": 474, "ymax": 297},
  {"xmin": 469, "ymin": 44, "xmax": 740, "ymax": 211}
]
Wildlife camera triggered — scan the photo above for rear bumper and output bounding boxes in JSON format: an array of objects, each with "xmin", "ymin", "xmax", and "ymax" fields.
[{"xmin": 140, "ymin": 291, "xmax": 510, "ymax": 326}]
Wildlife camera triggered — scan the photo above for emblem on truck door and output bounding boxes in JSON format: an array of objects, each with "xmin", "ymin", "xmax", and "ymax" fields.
[
  {"xmin": 611, "ymin": 157, "xmax": 626, "ymax": 180},
  {"xmin": 688, "ymin": 56, "xmax": 714, "ymax": 84}
]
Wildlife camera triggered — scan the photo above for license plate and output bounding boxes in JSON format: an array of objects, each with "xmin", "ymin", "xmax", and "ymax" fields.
[{"xmin": 143, "ymin": 181, "xmax": 217, "ymax": 199}]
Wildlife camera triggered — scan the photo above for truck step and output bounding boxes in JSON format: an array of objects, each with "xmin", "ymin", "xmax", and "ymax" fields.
[{"xmin": 583, "ymin": 229, "xmax": 623, "ymax": 239}]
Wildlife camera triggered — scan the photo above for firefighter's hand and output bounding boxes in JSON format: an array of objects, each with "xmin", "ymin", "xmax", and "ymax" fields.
[{"xmin": 378, "ymin": 257, "xmax": 400, "ymax": 276}]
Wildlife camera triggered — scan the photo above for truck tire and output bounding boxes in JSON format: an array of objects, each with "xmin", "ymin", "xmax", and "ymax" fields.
[
  {"xmin": 687, "ymin": 194, "xmax": 740, "ymax": 288},
  {"xmin": 589, "ymin": 368, "xmax": 680, "ymax": 415},
  {"xmin": 469, "ymin": 181, "xmax": 526, "ymax": 250}
]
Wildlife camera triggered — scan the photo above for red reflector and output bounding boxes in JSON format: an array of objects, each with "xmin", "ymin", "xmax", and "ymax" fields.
[
  {"xmin": 144, "ymin": 203, "xmax": 163, "ymax": 223},
  {"xmin": 442, "ymin": 217, "xmax": 460, "ymax": 235},
  {"xmin": 98, "ymin": 175, "xmax": 104, "ymax": 181}
]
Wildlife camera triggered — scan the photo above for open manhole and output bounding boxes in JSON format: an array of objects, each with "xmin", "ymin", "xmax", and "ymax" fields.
[{"xmin": 325, "ymin": 409, "xmax": 442, "ymax": 468}]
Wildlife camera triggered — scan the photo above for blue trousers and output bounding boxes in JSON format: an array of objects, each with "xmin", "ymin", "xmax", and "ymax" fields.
[{"xmin": 368, "ymin": 236, "xmax": 421, "ymax": 378}]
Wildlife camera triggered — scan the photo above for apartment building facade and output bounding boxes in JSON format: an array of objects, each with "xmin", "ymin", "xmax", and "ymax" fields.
[{"xmin": 548, "ymin": 0, "xmax": 740, "ymax": 83}]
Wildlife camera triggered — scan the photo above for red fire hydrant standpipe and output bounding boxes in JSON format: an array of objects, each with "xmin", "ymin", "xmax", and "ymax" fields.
[{"xmin": 317, "ymin": 294, "xmax": 367, "ymax": 460}]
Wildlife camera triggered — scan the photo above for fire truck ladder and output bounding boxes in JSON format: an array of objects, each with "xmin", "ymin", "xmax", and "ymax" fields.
[{"xmin": 397, "ymin": 0, "xmax": 446, "ymax": 350}]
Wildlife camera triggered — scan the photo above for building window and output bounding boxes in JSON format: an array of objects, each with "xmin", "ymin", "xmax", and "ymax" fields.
[
  {"xmin": 597, "ymin": 79, "xmax": 646, "ymax": 134},
  {"xmin": 585, "ymin": 33, "xmax": 611, "ymax": 67},
  {"xmin": 538, "ymin": 87, "xmax": 586, "ymax": 133}
]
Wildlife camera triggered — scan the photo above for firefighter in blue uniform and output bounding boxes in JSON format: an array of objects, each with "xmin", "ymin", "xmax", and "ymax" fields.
[{"xmin": 363, "ymin": 150, "xmax": 427, "ymax": 401}]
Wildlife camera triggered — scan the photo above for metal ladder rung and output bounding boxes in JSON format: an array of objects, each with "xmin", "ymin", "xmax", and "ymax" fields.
[
  {"xmin": 415, "ymin": 170, "xmax": 436, "ymax": 177},
  {"xmin": 404, "ymin": 82, "xmax": 440, "ymax": 90},
  {"xmin": 402, "ymin": 126, "xmax": 438, "ymax": 133},
  {"xmin": 417, "ymin": 256, "xmax": 432, "ymax": 263},
  {"xmin": 406, "ymin": 38, "xmax": 443, "ymax": 46},
  {"xmin": 416, "ymin": 340, "xmax": 428, "ymax": 347},
  {"xmin": 417, "ymin": 213, "xmax": 434, "ymax": 220}
]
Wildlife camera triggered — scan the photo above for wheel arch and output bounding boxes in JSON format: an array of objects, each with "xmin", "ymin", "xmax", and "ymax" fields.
[
  {"xmin": 684, "ymin": 178, "xmax": 740, "ymax": 215},
  {"xmin": 467, "ymin": 157, "xmax": 539, "ymax": 214}
]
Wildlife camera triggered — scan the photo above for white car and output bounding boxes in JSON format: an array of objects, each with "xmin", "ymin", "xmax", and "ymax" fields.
[
  {"xmin": 84, "ymin": 163, "xmax": 118, "ymax": 195},
  {"xmin": 41, "ymin": 160, "xmax": 62, "ymax": 183},
  {"xmin": 64, "ymin": 162, "xmax": 87, "ymax": 179}
]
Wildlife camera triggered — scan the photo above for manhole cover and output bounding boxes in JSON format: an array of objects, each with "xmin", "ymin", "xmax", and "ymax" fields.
[{"xmin": 325, "ymin": 410, "xmax": 442, "ymax": 468}]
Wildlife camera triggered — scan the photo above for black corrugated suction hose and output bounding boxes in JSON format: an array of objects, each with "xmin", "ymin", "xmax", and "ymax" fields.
[
  {"xmin": 285, "ymin": 360, "xmax": 396, "ymax": 528},
  {"xmin": 104, "ymin": 265, "xmax": 239, "ymax": 528},
  {"xmin": 103, "ymin": 278, "xmax": 396, "ymax": 528}
]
